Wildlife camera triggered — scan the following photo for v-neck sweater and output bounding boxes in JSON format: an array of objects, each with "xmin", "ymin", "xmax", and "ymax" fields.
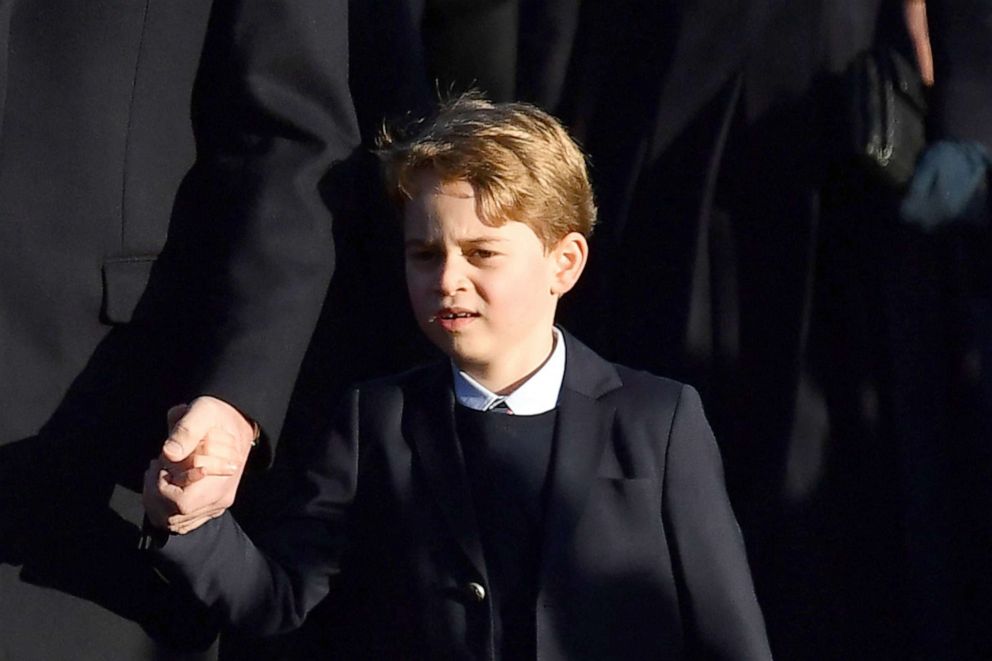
[{"xmin": 455, "ymin": 404, "xmax": 558, "ymax": 660}]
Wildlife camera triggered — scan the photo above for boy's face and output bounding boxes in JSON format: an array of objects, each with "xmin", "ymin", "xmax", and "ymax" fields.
[{"xmin": 404, "ymin": 172, "xmax": 572, "ymax": 389}]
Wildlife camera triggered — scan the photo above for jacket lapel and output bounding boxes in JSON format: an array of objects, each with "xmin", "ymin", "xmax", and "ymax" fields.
[
  {"xmin": 402, "ymin": 331, "xmax": 623, "ymax": 589},
  {"xmin": 404, "ymin": 365, "xmax": 489, "ymax": 580},
  {"xmin": 540, "ymin": 331, "xmax": 623, "ymax": 591}
]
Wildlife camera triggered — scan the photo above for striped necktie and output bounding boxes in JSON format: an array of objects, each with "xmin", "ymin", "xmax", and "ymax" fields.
[{"xmin": 488, "ymin": 399, "xmax": 514, "ymax": 414}]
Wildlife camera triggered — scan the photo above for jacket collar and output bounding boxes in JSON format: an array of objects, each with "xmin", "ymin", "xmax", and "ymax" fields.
[
  {"xmin": 450, "ymin": 326, "xmax": 567, "ymax": 415},
  {"xmin": 558, "ymin": 327, "xmax": 623, "ymax": 400},
  {"xmin": 539, "ymin": 331, "xmax": 622, "ymax": 592},
  {"xmin": 404, "ymin": 363, "xmax": 489, "ymax": 579}
]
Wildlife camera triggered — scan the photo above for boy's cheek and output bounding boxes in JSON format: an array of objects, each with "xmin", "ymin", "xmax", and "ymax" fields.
[
  {"xmin": 406, "ymin": 287, "xmax": 429, "ymax": 322},
  {"xmin": 404, "ymin": 274, "xmax": 424, "ymax": 306},
  {"xmin": 407, "ymin": 293, "xmax": 439, "ymax": 339}
]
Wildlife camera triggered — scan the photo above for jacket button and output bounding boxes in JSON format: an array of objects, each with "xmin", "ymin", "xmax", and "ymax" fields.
[{"xmin": 466, "ymin": 582, "xmax": 486, "ymax": 602}]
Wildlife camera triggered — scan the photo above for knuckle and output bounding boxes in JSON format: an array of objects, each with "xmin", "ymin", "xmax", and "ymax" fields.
[
  {"xmin": 192, "ymin": 396, "xmax": 219, "ymax": 414},
  {"xmin": 170, "ymin": 422, "xmax": 194, "ymax": 441},
  {"xmin": 173, "ymin": 500, "xmax": 194, "ymax": 517},
  {"xmin": 208, "ymin": 428, "xmax": 236, "ymax": 445}
]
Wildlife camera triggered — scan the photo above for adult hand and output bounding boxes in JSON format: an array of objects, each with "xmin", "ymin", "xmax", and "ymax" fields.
[
  {"xmin": 163, "ymin": 396, "xmax": 256, "ymax": 480},
  {"xmin": 142, "ymin": 457, "xmax": 229, "ymax": 535},
  {"xmin": 158, "ymin": 396, "xmax": 257, "ymax": 529}
]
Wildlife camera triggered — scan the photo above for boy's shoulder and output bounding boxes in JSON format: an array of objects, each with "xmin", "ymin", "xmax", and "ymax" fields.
[
  {"xmin": 605, "ymin": 363, "xmax": 700, "ymax": 425},
  {"xmin": 611, "ymin": 363, "xmax": 687, "ymax": 397},
  {"xmin": 349, "ymin": 360, "xmax": 449, "ymax": 403},
  {"xmin": 328, "ymin": 362, "xmax": 449, "ymax": 438},
  {"xmin": 558, "ymin": 327, "xmax": 690, "ymax": 410}
]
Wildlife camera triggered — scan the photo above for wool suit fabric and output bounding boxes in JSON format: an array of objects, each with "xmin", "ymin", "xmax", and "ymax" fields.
[
  {"xmin": 156, "ymin": 331, "xmax": 772, "ymax": 660},
  {"xmin": 0, "ymin": 2, "xmax": 358, "ymax": 659}
]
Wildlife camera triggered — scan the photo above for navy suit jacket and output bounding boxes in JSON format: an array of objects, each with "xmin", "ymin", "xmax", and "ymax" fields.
[{"xmin": 158, "ymin": 331, "xmax": 771, "ymax": 660}]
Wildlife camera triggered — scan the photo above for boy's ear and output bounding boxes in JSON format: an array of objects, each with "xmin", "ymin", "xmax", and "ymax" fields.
[{"xmin": 549, "ymin": 232, "xmax": 588, "ymax": 296}]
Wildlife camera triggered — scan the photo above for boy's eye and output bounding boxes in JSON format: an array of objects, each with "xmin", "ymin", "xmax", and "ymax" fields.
[
  {"xmin": 466, "ymin": 248, "xmax": 497, "ymax": 260},
  {"xmin": 406, "ymin": 248, "xmax": 440, "ymax": 262}
]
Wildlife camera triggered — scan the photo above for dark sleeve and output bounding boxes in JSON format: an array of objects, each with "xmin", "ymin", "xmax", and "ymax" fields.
[
  {"xmin": 929, "ymin": 0, "xmax": 992, "ymax": 149},
  {"xmin": 155, "ymin": 0, "xmax": 360, "ymax": 451},
  {"xmin": 662, "ymin": 385, "xmax": 773, "ymax": 660},
  {"xmin": 154, "ymin": 388, "xmax": 361, "ymax": 634}
]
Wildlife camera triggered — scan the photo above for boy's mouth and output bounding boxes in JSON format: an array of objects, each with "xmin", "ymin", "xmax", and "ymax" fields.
[{"xmin": 430, "ymin": 308, "xmax": 479, "ymax": 331}]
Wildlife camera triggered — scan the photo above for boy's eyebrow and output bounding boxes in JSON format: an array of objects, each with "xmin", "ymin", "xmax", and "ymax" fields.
[
  {"xmin": 404, "ymin": 235, "xmax": 507, "ymax": 248},
  {"xmin": 404, "ymin": 237, "xmax": 439, "ymax": 249},
  {"xmin": 461, "ymin": 236, "xmax": 507, "ymax": 245}
]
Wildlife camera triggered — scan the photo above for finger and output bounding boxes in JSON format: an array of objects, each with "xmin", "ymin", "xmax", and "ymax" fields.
[
  {"xmin": 197, "ymin": 430, "xmax": 244, "ymax": 463},
  {"xmin": 160, "ymin": 456, "xmax": 193, "ymax": 482},
  {"xmin": 201, "ymin": 397, "xmax": 256, "ymax": 450},
  {"xmin": 168, "ymin": 470, "xmax": 243, "ymax": 516},
  {"xmin": 190, "ymin": 454, "xmax": 240, "ymax": 477},
  {"xmin": 166, "ymin": 466, "xmax": 207, "ymax": 487},
  {"xmin": 143, "ymin": 463, "xmax": 183, "ymax": 529},
  {"xmin": 166, "ymin": 403, "xmax": 190, "ymax": 432},
  {"xmin": 167, "ymin": 511, "xmax": 204, "ymax": 528},
  {"xmin": 143, "ymin": 458, "xmax": 162, "ymax": 489},
  {"xmin": 168, "ymin": 514, "xmax": 215, "ymax": 535},
  {"xmin": 163, "ymin": 401, "xmax": 213, "ymax": 462},
  {"xmin": 142, "ymin": 460, "xmax": 165, "ymax": 508},
  {"xmin": 168, "ymin": 505, "xmax": 225, "ymax": 529},
  {"xmin": 157, "ymin": 468, "xmax": 187, "ymax": 501}
]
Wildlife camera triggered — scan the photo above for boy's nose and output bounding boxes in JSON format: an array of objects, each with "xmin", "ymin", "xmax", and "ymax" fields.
[{"xmin": 437, "ymin": 256, "xmax": 467, "ymax": 295}]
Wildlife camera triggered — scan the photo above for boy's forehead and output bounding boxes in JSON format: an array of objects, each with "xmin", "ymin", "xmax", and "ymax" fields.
[
  {"xmin": 403, "ymin": 207, "xmax": 502, "ymax": 242},
  {"xmin": 403, "ymin": 174, "xmax": 484, "ymax": 237},
  {"xmin": 402, "ymin": 171, "xmax": 546, "ymax": 247},
  {"xmin": 408, "ymin": 170, "xmax": 474, "ymax": 200}
]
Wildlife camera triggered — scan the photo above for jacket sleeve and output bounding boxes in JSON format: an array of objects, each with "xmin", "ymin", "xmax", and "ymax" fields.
[
  {"xmin": 154, "ymin": 387, "xmax": 361, "ymax": 634},
  {"xmin": 144, "ymin": 0, "xmax": 360, "ymax": 453},
  {"xmin": 662, "ymin": 384, "xmax": 773, "ymax": 660}
]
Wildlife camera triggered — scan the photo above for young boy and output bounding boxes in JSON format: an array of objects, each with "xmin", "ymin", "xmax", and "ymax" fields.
[{"xmin": 144, "ymin": 95, "xmax": 772, "ymax": 660}]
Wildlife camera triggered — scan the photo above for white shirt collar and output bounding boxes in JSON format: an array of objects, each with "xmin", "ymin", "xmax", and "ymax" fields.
[{"xmin": 451, "ymin": 327, "xmax": 566, "ymax": 415}]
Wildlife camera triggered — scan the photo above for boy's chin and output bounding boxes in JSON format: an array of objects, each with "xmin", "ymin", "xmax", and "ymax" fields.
[
  {"xmin": 430, "ymin": 336, "xmax": 487, "ymax": 371},
  {"xmin": 436, "ymin": 342, "xmax": 481, "ymax": 369},
  {"xmin": 421, "ymin": 329, "xmax": 459, "ymax": 356}
]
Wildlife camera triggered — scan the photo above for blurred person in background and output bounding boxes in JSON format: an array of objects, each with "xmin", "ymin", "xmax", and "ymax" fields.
[{"xmin": 557, "ymin": 1, "xmax": 992, "ymax": 659}]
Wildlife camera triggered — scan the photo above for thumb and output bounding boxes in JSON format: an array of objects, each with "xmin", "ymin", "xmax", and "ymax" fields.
[
  {"xmin": 166, "ymin": 403, "xmax": 189, "ymax": 431},
  {"xmin": 163, "ymin": 402, "xmax": 207, "ymax": 462}
]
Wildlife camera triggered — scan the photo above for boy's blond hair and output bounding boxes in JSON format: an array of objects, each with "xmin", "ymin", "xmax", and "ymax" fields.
[{"xmin": 378, "ymin": 93, "xmax": 596, "ymax": 248}]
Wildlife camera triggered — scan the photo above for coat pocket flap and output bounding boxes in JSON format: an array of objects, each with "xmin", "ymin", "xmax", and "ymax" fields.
[{"xmin": 102, "ymin": 255, "xmax": 156, "ymax": 324}]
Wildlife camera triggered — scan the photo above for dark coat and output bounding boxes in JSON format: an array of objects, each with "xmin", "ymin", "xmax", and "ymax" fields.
[
  {"xmin": 553, "ymin": 1, "xmax": 992, "ymax": 658},
  {"xmin": 157, "ymin": 331, "xmax": 772, "ymax": 660},
  {"xmin": 0, "ymin": 1, "xmax": 359, "ymax": 659}
]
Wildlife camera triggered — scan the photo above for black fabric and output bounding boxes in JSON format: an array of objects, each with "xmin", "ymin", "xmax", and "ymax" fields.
[
  {"xmin": 456, "ymin": 405, "xmax": 557, "ymax": 659},
  {"xmin": 315, "ymin": 2, "xmax": 992, "ymax": 658},
  {"xmin": 0, "ymin": 2, "xmax": 359, "ymax": 659},
  {"xmin": 541, "ymin": 2, "xmax": 992, "ymax": 658},
  {"xmin": 156, "ymin": 331, "xmax": 773, "ymax": 660}
]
